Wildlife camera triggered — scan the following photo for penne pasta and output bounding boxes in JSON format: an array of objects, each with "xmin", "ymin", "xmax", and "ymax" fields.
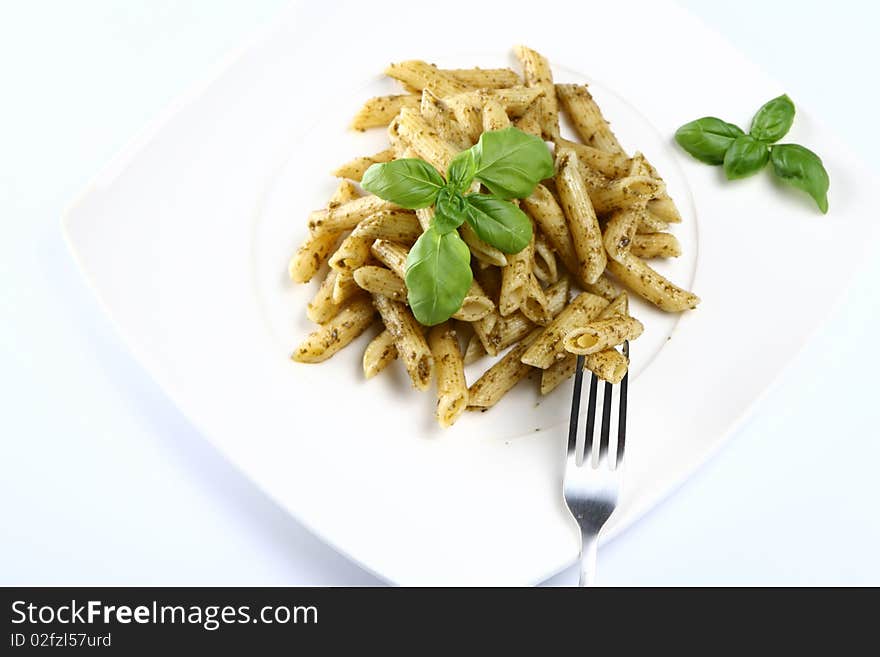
[
  {"xmin": 370, "ymin": 239, "xmax": 409, "ymax": 278},
  {"xmin": 350, "ymin": 210, "xmax": 422, "ymax": 244},
  {"xmin": 586, "ymin": 175, "xmax": 662, "ymax": 215},
  {"xmin": 420, "ymin": 89, "xmax": 472, "ymax": 149},
  {"xmin": 384, "ymin": 61, "xmax": 471, "ymax": 97},
  {"xmin": 520, "ymin": 292, "xmax": 608, "ymax": 368},
  {"xmin": 563, "ymin": 316, "xmax": 644, "ymax": 355},
  {"xmin": 392, "ymin": 107, "xmax": 459, "ymax": 172},
  {"xmin": 351, "ymin": 94, "xmax": 420, "ymax": 130},
  {"xmin": 329, "ymin": 235, "xmax": 372, "ymax": 274},
  {"xmin": 554, "ymin": 137, "xmax": 632, "ymax": 179},
  {"xmin": 556, "ymin": 83, "xmax": 625, "ymax": 155},
  {"xmin": 373, "ymin": 294, "xmax": 434, "ymax": 390},
  {"xmin": 521, "ymin": 273, "xmax": 552, "ymax": 326},
  {"xmin": 522, "ymin": 184, "xmax": 580, "ymax": 279},
  {"xmin": 467, "ymin": 329, "xmax": 542, "ymax": 410},
  {"xmin": 630, "ymin": 152, "xmax": 682, "ymax": 223},
  {"xmin": 499, "ymin": 230, "xmax": 534, "ymax": 316},
  {"xmin": 331, "ymin": 270, "xmax": 362, "ymax": 305},
  {"xmin": 463, "ymin": 332, "xmax": 488, "ymax": 365},
  {"xmin": 292, "ymin": 297, "xmax": 376, "ymax": 363},
  {"xmin": 460, "ymin": 223, "xmax": 508, "ymax": 267},
  {"xmin": 363, "ymin": 329, "xmax": 398, "ymax": 379},
  {"xmin": 289, "ymin": 180, "xmax": 358, "ymax": 283},
  {"xmin": 603, "ymin": 207, "xmax": 643, "ymax": 260},
  {"xmin": 584, "ymin": 274, "xmax": 618, "ymax": 301},
  {"xmin": 514, "ymin": 102, "xmax": 543, "ymax": 137},
  {"xmin": 307, "ymin": 269, "xmax": 342, "ymax": 324},
  {"xmin": 333, "ymin": 148, "xmax": 395, "ymax": 182},
  {"xmin": 455, "ymin": 280, "xmax": 495, "ymax": 322},
  {"xmin": 442, "ymin": 67, "xmax": 521, "ymax": 89},
  {"xmin": 353, "ymin": 265, "xmax": 407, "ymax": 301},
  {"xmin": 308, "ymin": 194, "xmax": 399, "ymax": 235},
  {"xmin": 428, "ymin": 323, "xmax": 469, "ymax": 427},
  {"xmin": 606, "ymin": 252, "xmax": 700, "ymax": 312},
  {"xmin": 513, "ymin": 45, "xmax": 559, "ymax": 138},
  {"xmin": 532, "ymin": 232, "xmax": 558, "ymax": 286},
  {"xmin": 481, "ymin": 97, "xmax": 511, "ymax": 131},
  {"xmin": 555, "ymin": 149, "xmax": 607, "ymax": 284},
  {"xmin": 630, "ymin": 232, "xmax": 682, "ymax": 259}
]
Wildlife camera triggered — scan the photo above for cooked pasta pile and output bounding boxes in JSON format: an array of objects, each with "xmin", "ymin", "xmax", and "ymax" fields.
[{"xmin": 290, "ymin": 46, "xmax": 699, "ymax": 428}]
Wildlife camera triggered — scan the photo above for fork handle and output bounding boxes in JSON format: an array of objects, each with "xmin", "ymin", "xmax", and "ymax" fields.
[{"xmin": 578, "ymin": 532, "xmax": 599, "ymax": 587}]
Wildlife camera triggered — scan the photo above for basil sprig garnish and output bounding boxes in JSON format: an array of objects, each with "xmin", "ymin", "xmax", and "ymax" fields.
[
  {"xmin": 675, "ymin": 94, "xmax": 829, "ymax": 213},
  {"xmin": 362, "ymin": 126, "xmax": 553, "ymax": 325}
]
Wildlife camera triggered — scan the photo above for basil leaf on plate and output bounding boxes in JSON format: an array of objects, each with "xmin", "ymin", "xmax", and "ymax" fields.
[
  {"xmin": 770, "ymin": 144, "xmax": 830, "ymax": 213},
  {"xmin": 674, "ymin": 117, "xmax": 745, "ymax": 165},
  {"xmin": 405, "ymin": 227, "xmax": 473, "ymax": 326},
  {"xmin": 463, "ymin": 194, "xmax": 532, "ymax": 254},
  {"xmin": 750, "ymin": 94, "xmax": 796, "ymax": 143},
  {"xmin": 723, "ymin": 135, "xmax": 770, "ymax": 180},
  {"xmin": 471, "ymin": 127, "xmax": 554, "ymax": 199},
  {"xmin": 361, "ymin": 158, "xmax": 444, "ymax": 209}
]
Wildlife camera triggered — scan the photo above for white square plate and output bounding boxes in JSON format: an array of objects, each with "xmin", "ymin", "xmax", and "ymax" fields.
[{"xmin": 64, "ymin": 0, "xmax": 877, "ymax": 584}]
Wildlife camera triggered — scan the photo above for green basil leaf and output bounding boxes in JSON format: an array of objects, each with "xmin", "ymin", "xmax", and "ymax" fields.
[
  {"xmin": 770, "ymin": 144, "xmax": 829, "ymax": 213},
  {"xmin": 674, "ymin": 117, "xmax": 745, "ymax": 165},
  {"xmin": 723, "ymin": 135, "xmax": 770, "ymax": 180},
  {"xmin": 750, "ymin": 94, "xmax": 795, "ymax": 143},
  {"xmin": 447, "ymin": 148, "xmax": 477, "ymax": 192},
  {"xmin": 463, "ymin": 194, "xmax": 532, "ymax": 254},
  {"xmin": 433, "ymin": 187, "xmax": 467, "ymax": 233},
  {"xmin": 361, "ymin": 158, "xmax": 444, "ymax": 209},
  {"xmin": 471, "ymin": 127, "xmax": 554, "ymax": 199},
  {"xmin": 405, "ymin": 227, "xmax": 473, "ymax": 326}
]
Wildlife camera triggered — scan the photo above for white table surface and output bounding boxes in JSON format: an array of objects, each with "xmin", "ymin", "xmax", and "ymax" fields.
[{"xmin": 2, "ymin": 0, "xmax": 878, "ymax": 586}]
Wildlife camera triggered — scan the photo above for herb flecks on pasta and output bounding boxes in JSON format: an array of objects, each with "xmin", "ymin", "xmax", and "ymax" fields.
[{"xmin": 289, "ymin": 47, "xmax": 699, "ymax": 428}]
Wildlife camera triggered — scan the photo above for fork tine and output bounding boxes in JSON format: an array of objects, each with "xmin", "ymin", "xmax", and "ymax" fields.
[
  {"xmin": 567, "ymin": 355, "xmax": 586, "ymax": 454},
  {"xmin": 598, "ymin": 380, "xmax": 613, "ymax": 460},
  {"xmin": 616, "ymin": 341, "xmax": 629, "ymax": 466},
  {"xmin": 583, "ymin": 372, "xmax": 599, "ymax": 463}
]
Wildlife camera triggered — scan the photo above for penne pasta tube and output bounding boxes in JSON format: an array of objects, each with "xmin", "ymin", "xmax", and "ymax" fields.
[
  {"xmin": 415, "ymin": 207, "xmax": 433, "ymax": 232},
  {"xmin": 606, "ymin": 252, "xmax": 700, "ymax": 312},
  {"xmin": 490, "ymin": 312, "xmax": 534, "ymax": 352},
  {"xmin": 329, "ymin": 235, "xmax": 372, "ymax": 274},
  {"xmin": 520, "ymin": 292, "xmax": 608, "ymax": 368},
  {"xmin": 289, "ymin": 180, "xmax": 358, "ymax": 282},
  {"xmin": 454, "ymin": 280, "xmax": 495, "ymax": 322},
  {"xmin": 556, "ymin": 83, "xmax": 625, "ymax": 155},
  {"xmin": 292, "ymin": 297, "xmax": 376, "ymax": 363},
  {"xmin": 332, "ymin": 148, "xmax": 395, "ymax": 182},
  {"xmin": 555, "ymin": 149, "xmax": 606, "ymax": 284},
  {"xmin": 428, "ymin": 323, "xmax": 469, "ymax": 427},
  {"xmin": 353, "ymin": 265, "xmax": 407, "ymax": 301},
  {"xmin": 514, "ymin": 102, "xmax": 543, "ymax": 137},
  {"xmin": 587, "ymin": 175, "xmax": 662, "ymax": 215},
  {"xmin": 486, "ymin": 86, "xmax": 543, "ymax": 117},
  {"xmin": 522, "ymin": 184, "xmax": 579, "ymax": 278},
  {"xmin": 350, "ymin": 210, "xmax": 422, "ymax": 244},
  {"xmin": 481, "ymin": 97, "xmax": 511, "ymax": 131},
  {"xmin": 603, "ymin": 207, "xmax": 643, "ymax": 260},
  {"xmin": 331, "ymin": 270, "xmax": 362, "ymax": 305},
  {"xmin": 563, "ymin": 316, "xmax": 644, "ymax": 355},
  {"xmin": 541, "ymin": 292, "xmax": 630, "ymax": 392},
  {"xmin": 373, "ymin": 294, "xmax": 434, "ymax": 390},
  {"xmin": 370, "ymin": 239, "xmax": 409, "ymax": 278},
  {"xmin": 443, "ymin": 93, "xmax": 483, "ymax": 144},
  {"xmin": 637, "ymin": 212, "xmax": 670, "ymax": 234},
  {"xmin": 363, "ymin": 329, "xmax": 398, "ymax": 379},
  {"xmin": 630, "ymin": 152, "xmax": 682, "ymax": 223},
  {"xmin": 554, "ymin": 137, "xmax": 632, "ymax": 179},
  {"xmin": 392, "ymin": 107, "xmax": 459, "ymax": 172},
  {"xmin": 630, "ymin": 232, "xmax": 682, "ymax": 259},
  {"xmin": 463, "ymin": 332, "xmax": 488, "ymax": 365},
  {"xmin": 442, "ymin": 67, "xmax": 521, "ymax": 89},
  {"xmin": 584, "ymin": 274, "xmax": 618, "ymax": 301},
  {"xmin": 460, "ymin": 223, "xmax": 508, "ymax": 267},
  {"xmin": 384, "ymin": 61, "xmax": 470, "ymax": 97},
  {"xmin": 545, "ymin": 275, "xmax": 570, "ymax": 316},
  {"xmin": 521, "ymin": 273, "xmax": 552, "ymax": 326},
  {"xmin": 467, "ymin": 329, "xmax": 542, "ymax": 410},
  {"xmin": 308, "ymin": 194, "xmax": 399, "ymax": 235},
  {"xmin": 513, "ymin": 45, "xmax": 559, "ymax": 138},
  {"xmin": 351, "ymin": 94, "xmax": 420, "ymax": 130},
  {"xmin": 420, "ymin": 89, "xmax": 472, "ymax": 149},
  {"xmin": 307, "ymin": 269, "xmax": 342, "ymax": 324},
  {"xmin": 532, "ymin": 232, "xmax": 558, "ymax": 286},
  {"xmin": 499, "ymin": 230, "xmax": 534, "ymax": 316}
]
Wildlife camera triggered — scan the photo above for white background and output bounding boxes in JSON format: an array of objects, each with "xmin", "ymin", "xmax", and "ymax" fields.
[{"xmin": 2, "ymin": 0, "xmax": 878, "ymax": 585}]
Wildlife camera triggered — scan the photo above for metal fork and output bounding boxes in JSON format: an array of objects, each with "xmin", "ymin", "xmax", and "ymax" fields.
[{"xmin": 563, "ymin": 342, "xmax": 629, "ymax": 587}]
